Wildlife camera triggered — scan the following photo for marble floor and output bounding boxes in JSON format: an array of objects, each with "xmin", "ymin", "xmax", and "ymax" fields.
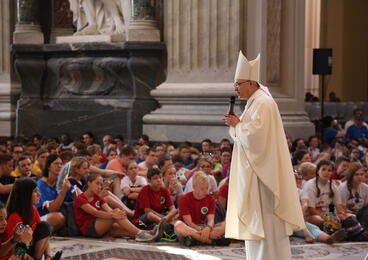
[{"xmin": 49, "ymin": 236, "xmax": 368, "ymax": 260}]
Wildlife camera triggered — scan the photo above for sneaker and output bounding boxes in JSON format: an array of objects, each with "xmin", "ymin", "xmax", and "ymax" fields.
[
  {"xmin": 182, "ymin": 236, "xmax": 197, "ymax": 247},
  {"xmin": 326, "ymin": 229, "xmax": 345, "ymax": 244},
  {"xmin": 160, "ymin": 231, "xmax": 177, "ymax": 242},
  {"xmin": 152, "ymin": 221, "xmax": 167, "ymax": 242},
  {"xmin": 135, "ymin": 231, "xmax": 155, "ymax": 242},
  {"xmin": 52, "ymin": 251, "xmax": 63, "ymax": 260}
]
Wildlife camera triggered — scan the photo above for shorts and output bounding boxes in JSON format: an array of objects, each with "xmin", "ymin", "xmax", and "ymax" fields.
[
  {"xmin": 293, "ymin": 222, "xmax": 324, "ymax": 240},
  {"xmin": 138, "ymin": 212, "xmax": 165, "ymax": 227},
  {"xmin": 85, "ymin": 219, "xmax": 103, "ymax": 238}
]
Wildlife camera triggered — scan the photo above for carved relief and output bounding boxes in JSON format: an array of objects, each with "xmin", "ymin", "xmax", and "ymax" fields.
[{"xmin": 58, "ymin": 58, "xmax": 130, "ymax": 96}]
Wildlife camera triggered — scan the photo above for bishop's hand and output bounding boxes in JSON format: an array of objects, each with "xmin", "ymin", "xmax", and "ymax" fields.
[{"xmin": 223, "ymin": 114, "xmax": 240, "ymax": 127}]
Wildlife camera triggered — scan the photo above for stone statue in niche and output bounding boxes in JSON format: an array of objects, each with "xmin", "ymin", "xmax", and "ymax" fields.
[{"xmin": 68, "ymin": 0, "xmax": 131, "ymax": 36}]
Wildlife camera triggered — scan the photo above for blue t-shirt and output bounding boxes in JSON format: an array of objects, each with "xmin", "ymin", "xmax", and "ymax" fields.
[
  {"xmin": 36, "ymin": 179, "xmax": 59, "ymax": 216},
  {"xmin": 323, "ymin": 128, "xmax": 338, "ymax": 145},
  {"xmin": 346, "ymin": 124, "xmax": 368, "ymax": 140}
]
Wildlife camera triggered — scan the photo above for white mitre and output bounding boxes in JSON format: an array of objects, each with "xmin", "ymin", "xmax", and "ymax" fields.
[{"xmin": 234, "ymin": 51, "xmax": 260, "ymax": 82}]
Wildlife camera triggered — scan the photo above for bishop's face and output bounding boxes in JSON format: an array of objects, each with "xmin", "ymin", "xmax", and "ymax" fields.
[{"xmin": 234, "ymin": 80, "xmax": 256, "ymax": 99}]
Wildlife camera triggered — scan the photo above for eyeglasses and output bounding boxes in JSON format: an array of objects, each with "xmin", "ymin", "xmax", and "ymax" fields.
[{"xmin": 233, "ymin": 81, "xmax": 251, "ymax": 88}]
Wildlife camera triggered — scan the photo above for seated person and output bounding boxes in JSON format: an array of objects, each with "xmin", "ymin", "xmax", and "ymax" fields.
[
  {"xmin": 11, "ymin": 156, "xmax": 38, "ymax": 179},
  {"xmin": 184, "ymin": 158, "xmax": 218, "ymax": 195},
  {"xmin": 36, "ymin": 155, "xmax": 70, "ymax": 231},
  {"xmin": 331, "ymin": 156, "xmax": 350, "ymax": 182},
  {"xmin": 161, "ymin": 165, "xmax": 183, "ymax": 207},
  {"xmin": 133, "ymin": 168, "xmax": 176, "ymax": 226},
  {"xmin": 293, "ymin": 173, "xmax": 345, "ymax": 244},
  {"xmin": 0, "ymin": 154, "xmax": 15, "ymax": 204},
  {"xmin": 338, "ymin": 162, "xmax": 368, "ymax": 215},
  {"xmin": 32, "ymin": 149, "xmax": 49, "ymax": 178},
  {"xmin": 138, "ymin": 148, "xmax": 159, "ymax": 172},
  {"xmin": 0, "ymin": 201, "xmax": 35, "ymax": 259},
  {"xmin": 299, "ymin": 162, "xmax": 317, "ymax": 188},
  {"xmin": 74, "ymin": 173, "xmax": 161, "ymax": 241},
  {"xmin": 218, "ymin": 179, "xmax": 229, "ymax": 210},
  {"xmin": 301, "ymin": 160, "xmax": 347, "ymax": 227},
  {"xmin": 2, "ymin": 178, "xmax": 54, "ymax": 260},
  {"xmin": 120, "ymin": 160, "xmax": 147, "ymax": 210},
  {"xmin": 174, "ymin": 172, "xmax": 226, "ymax": 246},
  {"xmin": 172, "ymin": 155, "xmax": 188, "ymax": 185},
  {"xmin": 178, "ymin": 145, "xmax": 194, "ymax": 169}
]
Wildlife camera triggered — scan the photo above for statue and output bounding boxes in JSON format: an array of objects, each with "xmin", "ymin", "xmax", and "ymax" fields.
[{"xmin": 68, "ymin": 0, "xmax": 131, "ymax": 36}]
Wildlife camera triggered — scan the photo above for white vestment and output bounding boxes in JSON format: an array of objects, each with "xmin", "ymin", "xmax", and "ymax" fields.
[{"xmin": 225, "ymin": 86, "xmax": 305, "ymax": 259}]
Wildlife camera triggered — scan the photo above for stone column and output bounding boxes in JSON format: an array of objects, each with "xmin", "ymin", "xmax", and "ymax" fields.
[
  {"xmin": 0, "ymin": 0, "xmax": 18, "ymax": 135},
  {"xmin": 143, "ymin": 0, "xmax": 246, "ymax": 142},
  {"xmin": 127, "ymin": 0, "xmax": 160, "ymax": 41},
  {"xmin": 305, "ymin": 0, "xmax": 321, "ymax": 96},
  {"xmin": 13, "ymin": 0, "xmax": 44, "ymax": 44},
  {"xmin": 143, "ymin": 0, "xmax": 314, "ymax": 142},
  {"xmin": 50, "ymin": 0, "xmax": 74, "ymax": 43}
]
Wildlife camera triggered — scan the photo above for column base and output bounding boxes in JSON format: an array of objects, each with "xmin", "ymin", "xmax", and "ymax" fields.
[
  {"xmin": 13, "ymin": 24, "xmax": 44, "ymax": 44},
  {"xmin": 127, "ymin": 20, "xmax": 160, "ymax": 41},
  {"xmin": 143, "ymin": 83, "xmax": 315, "ymax": 142}
]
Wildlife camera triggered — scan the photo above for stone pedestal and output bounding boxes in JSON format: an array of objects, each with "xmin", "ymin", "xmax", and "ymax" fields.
[
  {"xmin": 12, "ymin": 42, "xmax": 166, "ymax": 142},
  {"xmin": 13, "ymin": 0, "xmax": 44, "ymax": 44},
  {"xmin": 143, "ymin": 0, "xmax": 314, "ymax": 142}
]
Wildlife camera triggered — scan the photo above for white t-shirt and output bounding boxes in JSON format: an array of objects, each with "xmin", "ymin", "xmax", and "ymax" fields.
[
  {"xmin": 338, "ymin": 181, "xmax": 368, "ymax": 213},
  {"xmin": 184, "ymin": 174, "xmax": 218, "ymax": 194},
  {"xmin": 138, "ymin": 161, "xmax": 157, "ymax": 170},
  {"xmin": 301, "ymin": 177, "xmax": 342, "ymax": 214},
  {"xmin": 120, "ymin": 175, "xmax": 147, "ymax": 199}
]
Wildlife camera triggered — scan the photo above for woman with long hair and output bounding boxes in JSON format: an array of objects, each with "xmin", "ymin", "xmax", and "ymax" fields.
[
  {"xmin": 338, "ymin": 162, "xmax": 368, "ymax": 214},
  {"xmin": 2, "ymin": 178, "xmax": 55, "ymax": 260}
]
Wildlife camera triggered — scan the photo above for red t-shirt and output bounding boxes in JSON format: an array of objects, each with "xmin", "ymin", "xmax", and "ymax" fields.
[
  {"xmin": 331, "ymin": 171, "xmax": 345, "ymax": 180},
  {"xmin": 1, "ymin": 206, "xmax": 41, "ymax": 260},
  {"xmin": 133, "ymin": 185, "xmax": 173, "ymax": 219},
  {"xmin": 218, "ymin": 183, "xmax": 229, "ymax": 199},
  {"xmin": 179, "ymin": 192, "xmax": 216, "ymax": 225},
  {"xmin": 74, "ymin": 193, "xmax": 106, "ymax": 235}
]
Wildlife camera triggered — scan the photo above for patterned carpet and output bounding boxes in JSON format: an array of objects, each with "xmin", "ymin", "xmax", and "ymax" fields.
[{"xmin": 50, "ymin": 237, "xmax": 368, "ymax": 260}]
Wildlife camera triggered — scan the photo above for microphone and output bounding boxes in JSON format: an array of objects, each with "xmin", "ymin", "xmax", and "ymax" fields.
[{"xmin": 228, "ymin": 96, "xmax": 236, "ymax": 115}]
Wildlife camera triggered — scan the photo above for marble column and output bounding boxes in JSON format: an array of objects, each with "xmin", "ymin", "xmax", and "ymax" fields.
[
  {"xmin": 0, "ymin": 0, "xmax": 18, "ymax": 136},
  {"xmin": 13, "ymin": 0, "xmax": 44, "ymax": 44},
  {"xmin": 143, "ymin": 0, "xmax": 314, "ymax": 142},
  {"xmin": 50, "ymin": 0, "xmax": 74, "ymax": 43},
  {"xmin": 305, "ymin": 0, "xmax": 321, "ymax": 96},
  {"xmin": 127, "ymin": 0, "xmax": 160, "ymax": 41}
]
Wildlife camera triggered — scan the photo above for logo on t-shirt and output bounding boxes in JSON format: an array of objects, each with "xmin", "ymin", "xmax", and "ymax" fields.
[
  {"xmin": 160, "ymin": 196, "xmax": 165, "ymax": 204},
  {"xmin": 95, "ymin": 201, "xmax": 101, "ymax": 208},
  {"xmin": 201, "ymin": 207, "xmax": 209, "ymax": 215}
]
